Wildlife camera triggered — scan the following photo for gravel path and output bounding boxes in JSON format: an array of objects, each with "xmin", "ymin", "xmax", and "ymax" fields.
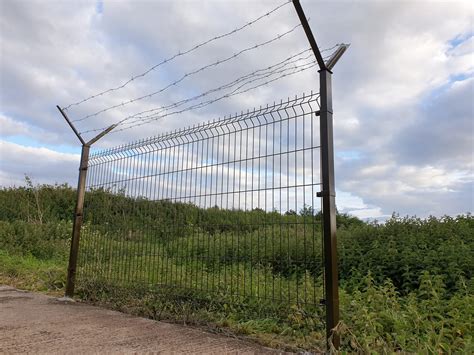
[{"xmin": 0, "ymin": 285, "xmax": 283, "ymax": 354}]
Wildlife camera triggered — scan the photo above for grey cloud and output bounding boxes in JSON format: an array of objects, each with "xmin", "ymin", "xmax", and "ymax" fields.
[{"xmin": 0, "ymin": 0, "xmax": 472, "ymax": 218}]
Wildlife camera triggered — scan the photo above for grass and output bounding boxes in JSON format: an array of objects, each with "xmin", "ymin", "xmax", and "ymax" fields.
[
  {"xmin": 0, "ymin": 250, "xmax": 66, "ymax": 296},
  {"xmin": 0, "ymin": 183, "xmax": 473, "ymax": 352}
]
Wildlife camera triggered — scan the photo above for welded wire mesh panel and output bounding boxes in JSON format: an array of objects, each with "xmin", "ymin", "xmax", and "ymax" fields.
[{"xmin": 78, "ymin": 92, "xmax": 324, "ymax": 309}]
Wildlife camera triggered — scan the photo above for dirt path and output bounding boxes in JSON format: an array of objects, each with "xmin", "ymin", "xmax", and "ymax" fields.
[{"xmin": 0, "ymin": 286, "xmax": 283, "ymax": 354}]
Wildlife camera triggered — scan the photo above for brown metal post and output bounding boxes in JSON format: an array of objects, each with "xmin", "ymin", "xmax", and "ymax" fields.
[
  {"xmin": 319, "ymin": 68, "xmax": 340, "ymax": 348},
  {"xmin": 290, "ymin": 0, "xmax": 345, "ymax": 349},
  {"xmin": 65, "ymin": 143, "xmax": 90, "ymax": 297},
  {"xmin": 57, "ymin": 104, "xmax": 117, "ymax": 297}
]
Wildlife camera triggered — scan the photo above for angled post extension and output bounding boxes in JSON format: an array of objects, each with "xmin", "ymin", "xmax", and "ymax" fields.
[
  {"xmin": 57, "ymin": 105, "xmax": 117, "ymax": 297},
  {"xmin": 292, "ymin": 0, "xmax": 349, "ymax": 350}
]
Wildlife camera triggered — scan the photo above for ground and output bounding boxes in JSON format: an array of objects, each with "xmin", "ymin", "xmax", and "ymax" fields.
[{"xmin": 0, "ymin": 286, "xmax": 283, "ymax": 354}]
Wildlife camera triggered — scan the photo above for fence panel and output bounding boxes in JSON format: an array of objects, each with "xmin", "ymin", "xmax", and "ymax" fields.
[{"xmin": 77, "ymin": 92, "xmax": 324, "ymax": 312}]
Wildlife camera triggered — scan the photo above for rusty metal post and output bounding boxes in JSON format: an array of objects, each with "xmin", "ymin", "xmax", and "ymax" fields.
[{"xmin": 65, "ymin": 143, "xmax": 90, "ymax": 297}]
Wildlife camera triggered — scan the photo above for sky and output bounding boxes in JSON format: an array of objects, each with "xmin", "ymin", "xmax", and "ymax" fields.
[{"xmin": 0, "ymin": 0, "xmax": 473, "ymax": 220}]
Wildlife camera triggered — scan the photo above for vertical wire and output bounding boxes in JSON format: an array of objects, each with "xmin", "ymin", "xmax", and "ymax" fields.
[
  {"xmin": 108, "ymin": 156, "xmax": 119, "ymax": 284},
  {"xmin": 187, "ymin": 137, "xmax": 196, "ymax": 291},
  {"xmin": 303, "ymin": 104, "xmax": 308, "ymax": 304},
  {"xmin": 237, "ymin": 124, "xmax": 243, "ymax": 297},
  {"xmin": 198, "ymin": 135, "xmax": 205, "ymax": 292},
  {"xmin": 93, "ymin": 157, "xmax": 106, "ymax": 281},
  {"xmin": 294, "ymin": 107, "xmax": 299, "ymax": 305},
  {"xmin": 287, "ymin": 110, "xmax": 291, "ymax": 305},
  {"xmin": 120, "ymin": 152, "xmax": 131, "ymax": 284},
  {"xmin": 243, "ymin": 120, "xmax": 249, "ymax": 298},
  {"xmin": 264, "ymin": 116, "xmax": 268, "ymax": 302},
  {"xmin": 257, "ymin": 121, "xmax": 262, "ymax": 301},
  {"xmin": 231, "ymin": 127, "xmax": 237, "ymax": 297},
  {"xmin": 104, "ymin": 156, "xmax": 117, "ymax": 284},
  {"xmin": 114, "ymin": 154, "xmax": 123, "ymax": 285},
  {"xmin": 271, "ymin": 114, "xmax": 276, "ymax": 302},
  {"xmin": 165, "ymin": 140, "xmax": 178, "ymax": 289},
  {"xmin": 180, "ymin": 139, "xmax": 187, "ymax": 290},
  {"xmin": 80, "ymin": 157, "xmax": 93, "ymax": 284},
  {"xmin": 136, "ymin": 149, "xmax": 146, "ymax": 286},
  {"xmin": 157, "ymin": 144, "xmax": 168, "ymax": 287},
  {"xmin": 278, "ymin": 110, "xmax": 284, "ymax": 303},
  {"xmin": 136, "ymin": 150, "xmax": 145, "ymax": 285},
  {"xmin": 212, "ymin": 131, "xmax": 217, "ymax": 294},
  {"xmin": 200, "ymin": 132, "xmax": 207, "ymax": 293},
  {"xmin": 218, "ymin": 128, "xmax": 225, "ymax": 296},
  {"xmin": 174, "ymin": 138, "xmax": 182, "ymax": 288},
  {"xmin": 225, "ymin": 125, "xmax": 231, "ymax": 295},
  {"xmin": 165, "ymin": 141, "xmax": 177, "ymax": 287},
  {"xmin": 150, "ymin": 146, "xmax": 159, "ymax": 287},
  {"xmin": 130, "ymin": 150, "xmax": 141, "ymax": 286},
  {"xmin": 250, "ymin": 122, "xmax": 255, "ymax": 297},
  {"xmin": 180, "ymin": 138, "xmax": 189, "ymax": 289},
  {"xmin": 144, "ymin": 147, "xmax": 154, "ymax": 285}
]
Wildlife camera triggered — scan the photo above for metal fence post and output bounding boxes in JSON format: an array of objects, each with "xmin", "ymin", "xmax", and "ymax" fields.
[
  {"xmin": 56, "ymin": 105, "xmax": 117, "ymax": 297},
  {"xmin": 319, "ymin": 68, "xmax": 340, "ymax": 349},
  {"xmin": 65, "ymin": 144, "xmax": 90, "ymax": 297},
  {"xmin": 291, "ymin": 0, "xmax": 348, "ymax": 349}
]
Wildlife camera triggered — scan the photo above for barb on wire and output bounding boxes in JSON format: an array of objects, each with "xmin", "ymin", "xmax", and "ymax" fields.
[
  {"xmin": 79, "ymin": 48, "xmax": 316, "ymax": 134},
  {"xmin": 72, "ymin": 23, "xmax": 303, "ymax": 123},
  {"xmin": 62, "ymin": 0, "xmax": 291, "ymax": 111}
]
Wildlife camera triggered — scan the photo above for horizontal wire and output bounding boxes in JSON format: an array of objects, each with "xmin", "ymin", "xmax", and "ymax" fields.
[
  {"xmin": 79, "ymin": 49, "xmax": 316, "ymax": 134},
  {"xmin": 72, "ymin": 23, "xmax": 303, "ymax": 123},
  {"xmin": 62, "ymin": 0, "xmax": 291, "ymax": 111}
]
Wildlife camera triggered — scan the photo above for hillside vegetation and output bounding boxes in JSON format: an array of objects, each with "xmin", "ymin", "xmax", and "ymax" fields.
[{"xmin": 0, "ymin": 181, "xmax": 472, "ymax": 352}]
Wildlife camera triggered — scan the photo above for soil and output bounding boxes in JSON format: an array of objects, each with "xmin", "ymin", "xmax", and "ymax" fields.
[{"xmin": 0, "ymin": 285, "xmax": 285, "ymax": 354}]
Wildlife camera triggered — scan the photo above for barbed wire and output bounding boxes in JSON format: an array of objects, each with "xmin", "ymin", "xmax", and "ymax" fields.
[
  {"xmin": 80, "ymin": 51, "xmax": 331, "ymax": 135},
  {"xmin": 62, "ymin": 0, "xmax": 292, "ymax": 111},
  {"xmin": 79, "ymin": 48, "xmax": 316, "ymax": 134},
  {"xmin": 124, "ymin": 57, "xmax": 318, "ymax": 124},
  {"xmin": 114, "ymin": 61, "xmax": 319, "ymax": 133},
  {"xmin": 71, "ymin": 22, "xmax": 303, "ymax": 123},
  {"xmin": 79, "ymin": 43, "xmax": 340, "ymax": 136}
]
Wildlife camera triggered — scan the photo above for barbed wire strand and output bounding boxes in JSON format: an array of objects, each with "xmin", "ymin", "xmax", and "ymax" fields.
[
  {"xmin": 80, "ymin": 50, "xmax": 332, "ymax": 135},
  {"xmin": 79, "ymin": 43, "xmax": 341, "ymax": 135},
  {"xmin": 114, "ymin": 61, "xmax": 319, "ymax": 133},
  {"xmin": 125, "ymin": 57, "xmax": 318, "ymax": 124},
  {"xmin": 72, "ymin": 23, "xmax": 303, "ymax": 123},
  {"xmin": 79, "ymin": 48, "xmax": 318, "ymax": 134},
  {"xmin": 62, "ymin": 0, "xmax": 292, "ymax": 111},
  {"xmin": 118, "ymin": 44, "xmax": 339, "ymax": 122}
]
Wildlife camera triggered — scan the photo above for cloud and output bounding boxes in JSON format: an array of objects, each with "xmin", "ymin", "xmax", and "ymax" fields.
[
  {"xmin": 0, "ymin": 0, "xmax": 472, "ymax": 218},
  {"xmin": 0, "ymin": 140, "xmax": 79, "ymax": 186}
]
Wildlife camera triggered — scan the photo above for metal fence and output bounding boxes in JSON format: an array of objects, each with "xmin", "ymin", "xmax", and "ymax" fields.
[{"xmin": 77, "ymin": 92, "xmax": 326, "ymax": 309}]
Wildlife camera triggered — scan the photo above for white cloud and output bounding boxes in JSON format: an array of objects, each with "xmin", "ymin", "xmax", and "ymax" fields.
[
  {"xmin": 0, "ymin": 0, "xmax": 472, "ymax": 218},
  {"xmin": 0, "ymin": 140, "xmax": 79, "ymax": 186}
]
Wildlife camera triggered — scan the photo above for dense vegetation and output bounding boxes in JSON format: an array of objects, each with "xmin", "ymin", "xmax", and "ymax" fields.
[{"xmin": 0, "ymin": 181, "xmax": 473, "ymax": 352}]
